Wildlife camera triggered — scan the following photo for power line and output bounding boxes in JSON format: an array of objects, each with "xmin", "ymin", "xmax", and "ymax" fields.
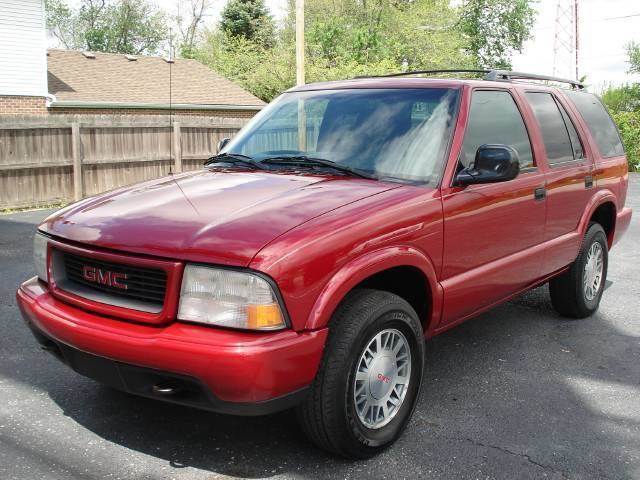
[
  {"xmin": 602, "ymin": 12, "xmax": 640, "ymax": 20},
  {"xmin": 535, "ymin": 11, "xmax": 640, "ymax": 30}
]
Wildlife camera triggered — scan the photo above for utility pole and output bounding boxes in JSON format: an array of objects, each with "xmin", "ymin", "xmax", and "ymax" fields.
[
  {"xmin": 295, "ymin": 0, "xmax": 306, "ymax": 151},
  {"xmin": 296, "ymin": 0, "xmax": 304, "ymax": 86},
  {"xmin": 574, "ymin": 0, "xmax": 579, "ymax": 81}
]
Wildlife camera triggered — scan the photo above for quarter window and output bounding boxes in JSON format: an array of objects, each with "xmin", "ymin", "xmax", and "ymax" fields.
[
  {"xmin": 565, "ymin": 91, "xmax": 624, "ymax": 158},
  {"xmin": 460, "ymin": 90, "xmax": 534, "ymax": 169},
  {"xmin": 525, "ymin": 92, "xmax": 583, "ymax": 165}
]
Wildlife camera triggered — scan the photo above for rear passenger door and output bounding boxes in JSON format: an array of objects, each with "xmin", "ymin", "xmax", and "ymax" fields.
[
  {"xmin": 440, "ymin": 89, "xmax": 547, "ymax": 326},
  {"xmin": 523, "ymin": 91, "xmax": 593, "ymax": 274}
]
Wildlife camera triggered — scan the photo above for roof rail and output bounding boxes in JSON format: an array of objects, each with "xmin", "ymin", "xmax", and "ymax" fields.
[
  {"xmin": 355, "ymin": 69, "xmax": 490, "ymax": 78},
  {"xmin": 354, "ymin": 68, "xmax": 585, "ymax": 89},
  {"xmin": 484, "ymin": 70, "xmax": 585, "ymax": 89}
]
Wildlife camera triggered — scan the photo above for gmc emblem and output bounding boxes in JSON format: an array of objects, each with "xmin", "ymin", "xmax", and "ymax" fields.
[{"xmin": 82, "ymin": 265, "xmax": 128, "ymax": 290}]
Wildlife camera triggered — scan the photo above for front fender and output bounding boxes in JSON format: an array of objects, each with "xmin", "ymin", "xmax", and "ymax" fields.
[{"xmin": 304, "ymin": 246, "xmax": 443, "ymax": 335}]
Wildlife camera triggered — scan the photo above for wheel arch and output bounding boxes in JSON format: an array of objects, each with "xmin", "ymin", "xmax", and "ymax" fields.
[
  {"xmin": 580, "ymin": 191, "xmax": 618, "ymax": 248},
  {"xmin": 589, "ymin": 202, "xmax": 616, "ymax": 247},
  {"xmin": 304, "ymin": 246, "xmax": 442, "ymax": 335}
]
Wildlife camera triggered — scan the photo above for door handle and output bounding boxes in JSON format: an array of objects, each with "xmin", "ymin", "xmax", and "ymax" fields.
[
  {"xmin": 585, "ymin": 175, "xmax": 594, "ymax": 188},
  {"xmin": 534, "ymin": 187, "xmax": 546, "ymax": 201}
]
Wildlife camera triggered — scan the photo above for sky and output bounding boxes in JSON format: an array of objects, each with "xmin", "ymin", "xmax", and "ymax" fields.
[
  {"xmin": 511, "ymin": 0, "xmax": 640, "ymax": 90},
  {"xmin": 63, "ymin": 0, "xmax": 640, "ymax": 90}
]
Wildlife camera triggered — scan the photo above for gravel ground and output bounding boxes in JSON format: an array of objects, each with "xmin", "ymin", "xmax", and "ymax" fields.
[{"xmin": 1, "ymin": 174, "xmax": 638, "ymax": 480}]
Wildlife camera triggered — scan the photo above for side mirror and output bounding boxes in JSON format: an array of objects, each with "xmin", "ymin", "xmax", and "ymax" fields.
[
  {"xmin": 217, "ymin": 137, "xmax": 230, "ymax": 153},
  {"xmin": 456, "ymin": 144, "xmax": 520, "ymax": 186}
]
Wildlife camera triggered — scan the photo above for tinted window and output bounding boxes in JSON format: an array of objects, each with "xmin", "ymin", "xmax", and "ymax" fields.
[
  {"xmin": 565, "ymin": 91, "xmax": 624, "ymax": 158},
  {"xmin": 226, "ymin": 88, "xmax": 460, "ymax": 183},
  {"xmin": 526, "ymin": 92, "xmax": 577, "ymax": 165},
  {"xmin": 460, "ymin": 90, "xmax": 534, "ymax": 168},
  {"xmin": 557, "ymin": 100, "xmax": 584, "ymax": 160}
]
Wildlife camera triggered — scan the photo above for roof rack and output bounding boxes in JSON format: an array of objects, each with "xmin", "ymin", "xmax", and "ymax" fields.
[
  {"xmin": 356, "ymin": 69, "xmax": 490, "ymax": 78},
  {"xmin": 484, "ymin": 70, "xmax": 584, "ymax": 89},
  {"xmin": 356, "ymin": 69, "xmax": 585, "ymax": 89}
]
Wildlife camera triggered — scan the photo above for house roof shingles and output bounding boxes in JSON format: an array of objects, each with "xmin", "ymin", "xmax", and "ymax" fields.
[{"xmin": 47, "ymin": 49, "xmax": 265, "ymax": 107}]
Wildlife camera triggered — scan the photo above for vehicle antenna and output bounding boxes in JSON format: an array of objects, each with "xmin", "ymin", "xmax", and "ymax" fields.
[{"xmin": 169, "ymin": 27, "xmax": 173, "ymax": 175}]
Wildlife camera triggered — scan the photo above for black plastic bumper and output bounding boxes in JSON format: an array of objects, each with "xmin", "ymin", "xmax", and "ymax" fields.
[{"xmin": 27, "ymin": 322, "xmax": 308, "ymax": 416}]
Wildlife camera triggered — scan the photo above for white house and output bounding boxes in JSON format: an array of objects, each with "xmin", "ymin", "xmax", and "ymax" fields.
[{"xmin": 0, "ymin": 0, "xmax": 48, "ymax": 114}]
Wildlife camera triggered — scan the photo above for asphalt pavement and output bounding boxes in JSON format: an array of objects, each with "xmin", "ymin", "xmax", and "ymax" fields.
[{"xmin": 1, "ymin": 175, "xmax": 639, "ymax": 480}]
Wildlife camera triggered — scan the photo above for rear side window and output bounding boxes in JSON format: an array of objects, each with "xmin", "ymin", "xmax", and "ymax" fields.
[
  {"xmin": 525, "ymin": 92, "xmax": 583, "ymax": 165},
  {"xmin": 565, "ymin": 91, "xmax": 624, "ymax": 158},
  {"xmin": 460, "ymin": 90, "xmax": 534, "ymax": 169},
  {"xmin": 557, "ymin": 101, "xmax": 584, "ymax": 160}
]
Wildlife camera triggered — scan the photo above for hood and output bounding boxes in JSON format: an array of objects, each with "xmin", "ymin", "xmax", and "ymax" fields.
[{"xmin": 40, "ymin": 170, "xmax": 398, "ymax": 266}]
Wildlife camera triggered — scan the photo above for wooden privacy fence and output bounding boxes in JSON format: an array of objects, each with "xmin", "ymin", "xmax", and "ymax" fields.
[{"xmin": 0, "ymin": 114, "xmax": 249, "ymax": 209}]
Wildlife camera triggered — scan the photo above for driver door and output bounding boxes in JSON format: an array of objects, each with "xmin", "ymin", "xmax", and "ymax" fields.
[{"xmin": 439, "ymin": 89, "xmax": 547, "ymax": 328}]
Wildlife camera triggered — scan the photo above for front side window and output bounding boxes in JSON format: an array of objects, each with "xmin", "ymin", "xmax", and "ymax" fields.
[
  {"xmin": 525, "ymin": 92, "xmax": 583, "ymax": 165},
  {"xmin": 565, "ymin": 91, "xmax": 624, "ymax": 158},
  {"xmin": 223, "ymin": 88, "xmax": 461, "ymax": 183},
  {"xmin": 460, "ymin": 90, "xmax": 534, "ymax": 169}
]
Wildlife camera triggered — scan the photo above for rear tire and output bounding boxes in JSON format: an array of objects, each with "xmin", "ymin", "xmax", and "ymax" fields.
[
  {"xmin": 297, "ymin": 289, "xmax": 425, "ymax": 458},
  {"xmin": 549, "ymin": 222, "xmax": 608, "ymax": 318}
]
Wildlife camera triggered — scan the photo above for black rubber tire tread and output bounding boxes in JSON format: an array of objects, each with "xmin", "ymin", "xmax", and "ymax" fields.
[
  {"xmin": 297, "ymin": 288, "xmax": 424, "ymax": 458},
  {"xmin": 549, "ymin": 222, "xmax": 608, "ymax": 319}
]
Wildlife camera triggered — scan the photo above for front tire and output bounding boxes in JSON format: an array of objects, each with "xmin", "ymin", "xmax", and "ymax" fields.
[
  {"xmin": 549, "ymin": 222, "xmax": 608, "ymax": 318},
  {"xmin": 297, "ymin": 289, "xmax": 425, "ymax": 458}
]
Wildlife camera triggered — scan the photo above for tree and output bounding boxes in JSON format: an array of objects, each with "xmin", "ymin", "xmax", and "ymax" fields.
[
  {"xmin": 195, "ymin": 0, "xmax": 474, "ymax": 102},
  {"xmin": 219, "ymin": 0, "xmax": 275, "ymax": 46},
  {"xmin": 194, "ymin": 0, "xmax": 537, "ymax": 102},
  {"xmin": 45, "ymin": 0, "xmax": 168, "ymax": 55},
  {"xmin": 175, "ymin": 0, "xmax": 213, "ymax": 58},
  {"xmin": 628, "ymin": 41, "xmax": 640, "ymax": 74},
  {"xmin": 459, "ymin": 0, "xmax": 536, "ymax": 69},
  {"xmin": 302, "ymin": 0, "xmax": 471, "ymax": 70}
]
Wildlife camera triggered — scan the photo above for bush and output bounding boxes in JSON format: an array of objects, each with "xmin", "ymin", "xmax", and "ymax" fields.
[
  {"xmin": 601, "ymin": 84, "xmax": 640, "ymax": 113},
  {"xmin": 611, "ymin": 111, "xmax": 640, "ymax": 171}
]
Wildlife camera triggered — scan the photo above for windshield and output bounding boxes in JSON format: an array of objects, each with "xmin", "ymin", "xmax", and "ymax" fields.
[{"xmin": 222, "ymin": 88, "xmax": 460, "ymax": 183}]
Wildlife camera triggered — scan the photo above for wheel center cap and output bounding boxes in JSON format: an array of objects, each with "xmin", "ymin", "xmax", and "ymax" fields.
[{"xmin": 368, "ymin": 356, "xmax": 395, "ymax": 400}]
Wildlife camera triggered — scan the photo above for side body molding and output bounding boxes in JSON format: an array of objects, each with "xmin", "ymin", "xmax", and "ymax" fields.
[{"xmin": 304, "ymin": 246, "xmax": 443, "ymax": 336}]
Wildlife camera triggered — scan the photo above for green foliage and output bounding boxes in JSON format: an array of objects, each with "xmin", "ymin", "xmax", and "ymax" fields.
[
  {"xmin": 219, "ymin": 0, "xmax": 275, "ymax": 46},
  {"xmin": 196, "ymin": 0, "xmax": 480, "ymax": 101},
  {"xmin": 194, "ymin": 33, "xmax": 294, "ymax": 102},
  {"xmin": 194, "ymin": 0, "xmax": 536, "ymax": 101},
  {"xmin": 45, "ymin": 0, "xmax": 167, "ymax": 55},
  {"xmin": 601, "ymin": 81, "xmax": 640, "ymax": 171},
  {"xmin": 302, "ymin": 0, "xmax": 471, "ymax": 69},
  {"xmin": 601, "ymin": 84, "xmax": 640, "ymax": 113},
  {"xmin": 611, "ymin": 111, "xmax": 640, "ymax": 171},
  {"xmin": 459, "ymin": 0, "xmax": 536, "ymax": 68},
  {"xmin": 627, "ymin": 41, "xmax": 640, "ymax": 74}
]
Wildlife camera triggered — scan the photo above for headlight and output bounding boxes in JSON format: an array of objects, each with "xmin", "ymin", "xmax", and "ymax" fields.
[
  {"xmin": 33, "ymin": 233, "xmax": 48, "ymax": 282},
  {"xmin": 178, "ymin": 265, "xmax": 286, "ymax": 330}
]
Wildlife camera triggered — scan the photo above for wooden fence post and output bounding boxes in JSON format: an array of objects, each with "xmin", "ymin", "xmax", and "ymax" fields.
[
  {"xmin": 173, "ymin": 121, "xmax": 182, "ymax": 173},
  {"xmin": 71, "ymin": 122, "xmax": 83, "ymax": 201}
]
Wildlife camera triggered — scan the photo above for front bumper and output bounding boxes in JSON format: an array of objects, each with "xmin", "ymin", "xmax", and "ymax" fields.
[{"xmin": 17, "ymin": 277, "xmax": 327, "ymax": 415}]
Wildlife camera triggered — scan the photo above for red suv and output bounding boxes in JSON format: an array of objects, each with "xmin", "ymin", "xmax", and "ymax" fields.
[{"xmin": 17, "ymin": 70, "xmax": 632, "ymax": 458}]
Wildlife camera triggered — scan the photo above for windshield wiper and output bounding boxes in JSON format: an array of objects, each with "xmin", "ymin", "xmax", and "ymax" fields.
[
  {"xmin": 260, "ymin": 155, "xmax": 377, "ymax": 180},
  {"xmin": 205, "ymin": 152, "xmax": 265, "ymax": 170}
]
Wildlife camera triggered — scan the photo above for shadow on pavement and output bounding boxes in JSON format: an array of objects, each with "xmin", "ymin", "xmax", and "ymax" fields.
[
  {"xmin": 6, "ymin": 287, "xmax": 635, "ymax": 479},
  {"xmin": 2, "ymin": 201, "xmax": 639, "ymax": 479}
]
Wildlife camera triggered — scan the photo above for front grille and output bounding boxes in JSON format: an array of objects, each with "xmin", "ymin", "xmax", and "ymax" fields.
[{"xmin": 61, "ymin": 252, "xmax": 167, "ymax": 308}]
